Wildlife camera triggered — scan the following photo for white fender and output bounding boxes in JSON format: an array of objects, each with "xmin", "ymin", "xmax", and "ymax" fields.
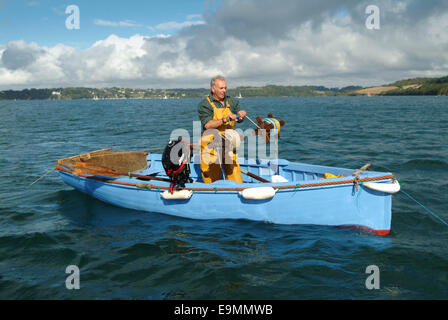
[
  {"xmin": 240, "ymin": 187, "xmax": 277, "ymax": 200},
  {"xmin": 161, "ymin": 189, "xmax": 193, "ymax": 200},
  {"xmin": 271, "ymin": 175, "xmax": 288, "ymax": 183},
  {"xmin": 363, "ymin": 180, "xmax": 400, "ymax": 194}
]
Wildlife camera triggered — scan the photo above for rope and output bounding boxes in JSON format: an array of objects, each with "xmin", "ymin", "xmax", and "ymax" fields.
[
  {"xmin": 245, "ymin": 115, "xmax": 262, "ymax": 130},
  {"xmin": 243, "ymin": 113, "xmax": 448, "ymax": 230},
  {"xmin": 57, "ymin": 158, "xmax": 447, "ymax": 233},
  {"xmin": 32, "ymin": 147, "xmax": 163, "ymax": 188},
  {"xmin": 53, "ymin": 121, "xmax": 447, "ymax": 231},
  {"xmin": 399, "ymin": 190, "xmax": 448, "ymax": 228},
  {"xmin": 281, "ymin": 138, "xmax": 448, "ymax": 229},
  {"xmin": 29, "ymin": 168, "xmax": 56, "ymax": 187},
  {"xmin": 55, "ymin": 164, "xmax": 392, "ymax": 192}
]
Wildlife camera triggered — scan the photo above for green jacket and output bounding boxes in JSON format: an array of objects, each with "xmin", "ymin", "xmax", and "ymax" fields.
[{"xmin": 197, "ymin": 93, "xmax": 241, "ymax": 130}]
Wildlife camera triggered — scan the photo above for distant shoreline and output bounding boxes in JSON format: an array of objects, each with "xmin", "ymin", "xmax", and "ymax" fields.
[
  {"xmin": 2, "ymin": 95, "xmax": 447, "ymax": 102},
  {"xmin": 1, "ymin": 75, "xmax": 447, "ymax": 100}
]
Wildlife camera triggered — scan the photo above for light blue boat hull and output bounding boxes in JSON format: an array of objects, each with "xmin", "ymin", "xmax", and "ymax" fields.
[{"xmin": 57, "ymin": 153, "xmax": 394, "ymax": 235}]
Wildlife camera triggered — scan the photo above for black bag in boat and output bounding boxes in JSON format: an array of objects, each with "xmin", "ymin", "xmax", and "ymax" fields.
[{"xmin": 162, "ymin": 137, "xmax": 192, "ymax": 193}]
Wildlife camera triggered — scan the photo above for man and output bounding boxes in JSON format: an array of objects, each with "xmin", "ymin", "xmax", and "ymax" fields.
[{"xmin": 197, "ymin": 76, "xmax": 247, "ymax": 183}]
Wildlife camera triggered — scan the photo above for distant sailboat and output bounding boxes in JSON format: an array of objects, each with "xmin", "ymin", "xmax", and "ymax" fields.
[{"xmin": 237, "ymin": 92, "xmax": 243, "ymax": 99}]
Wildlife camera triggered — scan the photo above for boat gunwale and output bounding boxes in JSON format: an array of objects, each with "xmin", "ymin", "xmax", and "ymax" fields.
[{"xmin": 55, "ymin": 164, "xmax": 395, "ymax": 193}]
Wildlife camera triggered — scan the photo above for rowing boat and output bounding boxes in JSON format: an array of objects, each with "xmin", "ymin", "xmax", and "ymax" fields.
[{"xmin": 55, "ymin": 148, "xmax": 399, "ymax": 236}]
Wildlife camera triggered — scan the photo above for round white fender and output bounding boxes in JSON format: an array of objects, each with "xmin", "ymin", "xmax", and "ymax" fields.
[
  {"xmin": 240, "ymin": 187, "xmax": 277, "ymax": 200},
  {"xmin": 363, "ymin": 180, "xmax": 400, "ymax": 194},
  {"xmin": 161, "ymin": 189, "xmax": 193, "ymax": 200}
]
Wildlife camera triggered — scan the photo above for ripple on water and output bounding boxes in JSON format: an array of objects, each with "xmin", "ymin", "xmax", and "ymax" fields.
[{"xmin": 0, "ymin": 97, "xmax": 447, "ymax": 299}]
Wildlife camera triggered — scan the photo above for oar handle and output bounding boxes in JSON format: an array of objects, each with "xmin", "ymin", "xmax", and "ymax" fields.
[{"xmin": 241, "ymin": 168, "xmax": 269, "ymax": 183}]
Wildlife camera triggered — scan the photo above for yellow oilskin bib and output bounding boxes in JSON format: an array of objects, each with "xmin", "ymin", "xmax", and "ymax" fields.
[{"xmin": 200, "ymin": 97, "xmax": 243, "ymax": 184}]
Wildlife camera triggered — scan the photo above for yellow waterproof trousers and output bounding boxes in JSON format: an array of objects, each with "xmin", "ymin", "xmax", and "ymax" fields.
[{"xmin": 200, "ymin": 98, "xmax": 243, "ymax": 184}]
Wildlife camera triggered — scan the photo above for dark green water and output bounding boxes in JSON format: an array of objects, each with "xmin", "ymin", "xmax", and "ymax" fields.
[{"xmin": 0, "ymin": 96, "xmax": 447, "ymax": 299}]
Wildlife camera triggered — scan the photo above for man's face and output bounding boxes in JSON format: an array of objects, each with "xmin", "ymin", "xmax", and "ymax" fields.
[{"xmin": 212, "ymin": 79, "xmax": 227, "ymax": 101}]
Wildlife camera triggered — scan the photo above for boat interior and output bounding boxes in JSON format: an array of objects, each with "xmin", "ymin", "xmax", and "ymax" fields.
[
  {"xmin": 57, "ymin": 149, "xmax": 383, "ymax": 184},
  {"xmin": 147, "ymin": 154, "xmax": 355, "ymax": 183}
]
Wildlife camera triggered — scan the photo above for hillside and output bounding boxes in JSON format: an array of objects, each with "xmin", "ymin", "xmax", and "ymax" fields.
[
  {"xmin": 0, "ymin": 85, "xmax": 361, "ymax": 100},
  {"xmin": 348, "ymin": 76, "xmax": 448, "ymax": 96},
  {"xmin": 0, "ymin": 76, "xmax": 447, "ymax": 100}
]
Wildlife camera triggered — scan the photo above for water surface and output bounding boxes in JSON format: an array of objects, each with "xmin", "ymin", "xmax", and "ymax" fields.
[{"xmin": 0, "ymin": 96, "xmax": 447, "ymax": 299}]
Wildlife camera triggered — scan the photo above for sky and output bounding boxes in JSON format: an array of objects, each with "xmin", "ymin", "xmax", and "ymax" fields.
[{"xmin": 1, "ymin": 0, "xmax": 448, "ymax": 90}]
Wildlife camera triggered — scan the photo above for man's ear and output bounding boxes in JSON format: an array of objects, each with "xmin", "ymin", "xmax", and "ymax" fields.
[{"xmin": 280, "ymin": 120, "xmax": 285, "ymax": 126}]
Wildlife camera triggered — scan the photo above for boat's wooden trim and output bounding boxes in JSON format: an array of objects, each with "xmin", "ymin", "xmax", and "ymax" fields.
[
  {"xmin": 57, "ymin": 149, "xmax": 149, "ymax": 173},
  {"xmin": 57, "ymin": 148, "xmax": 111, "ymax": 164}
]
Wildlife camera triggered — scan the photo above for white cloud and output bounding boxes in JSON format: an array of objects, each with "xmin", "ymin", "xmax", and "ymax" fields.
[
  {"xmin": 94, "ymin": 19, "xmax": 117, "ymax": 27},
  {"xmin": 155, "ymin": 19, "xmax": 205, "ymax": 31},
  {"xmin": 186, "ymin": 14, "xmax": 203, "ymax": 20},
  {"xmin": 94, "ymin": 19, "xmax": 142, "ymax": 27},
  {"xmin": 1, "ymin": 0, "xmax": 448, "ymax": 89}
]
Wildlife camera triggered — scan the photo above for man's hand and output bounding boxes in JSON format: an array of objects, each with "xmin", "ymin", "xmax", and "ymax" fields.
[
  {"xmin": 237, "ymin": 110, "xmax": 246, "ymax": 122},
  {"xmin": 213, "ymin": 111, "xmax": 246, "ymax": 127}
]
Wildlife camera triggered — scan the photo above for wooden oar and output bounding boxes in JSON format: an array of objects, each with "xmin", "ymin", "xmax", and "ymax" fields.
[
  {"xmin": 128, "ymin": 173, "xmax": 170, "ymax": 182},
  {"xmin": 240, "ymin": 168, "xmax": 269, "ymax": 183},
  {"xmin": 74, "ymin": 162, "xmax": 171, "ymax": 182}
]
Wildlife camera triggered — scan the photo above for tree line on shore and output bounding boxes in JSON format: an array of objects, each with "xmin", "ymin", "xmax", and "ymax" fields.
[{"xmin": 1, "ymin": 76, "xmax": 447, "ymax": 100}]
